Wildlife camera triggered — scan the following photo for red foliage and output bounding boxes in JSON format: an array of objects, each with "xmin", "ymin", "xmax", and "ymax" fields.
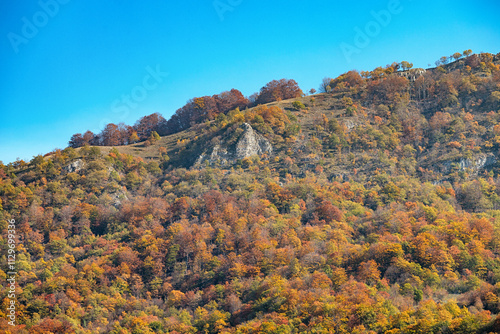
[
  {"xmin": 368, "ymin": 75, "xmax": 409, "ymax": 101},
  {"xmin": 163, "ymin": 89, "xmax": 249, "ymax": 135},
  {"xmin": 28, "ymin": 318, "xmax": 75, "ymax": 334},
  {"xmin": 316, "ymin": 200, "xmax": 343, "ymax": 223},
  {"xmin": 134, "ymin": 112, "xmax": 166, "ymax": 139},
  {"xmin": 342, "ymin": 70, "xmax": 364, "ymax": 88},
  {"xmin": 255, "ymin": 79, "xmax": 303, "ymax": 105}
]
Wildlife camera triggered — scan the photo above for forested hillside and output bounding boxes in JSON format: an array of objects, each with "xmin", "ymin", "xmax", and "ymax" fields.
[{"xmin": 2, "ymin": 51, "xmax": 500, "ymax": 333}]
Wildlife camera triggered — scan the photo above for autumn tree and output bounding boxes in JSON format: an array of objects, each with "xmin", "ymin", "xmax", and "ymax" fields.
[
  {"xmin": 162, "ymin": 89, "xmax": 249, "ymax": 135},
  {"xmin": 100, "ymin": 123, "xmax": 122, "ymax": 146},
  {"xmin": 134, "ymin": 112, "xmax": 166, "ymax": 139},
  {"xmin": 452, "ymin": 52, "xmax": 462, "ymax": 61},
  {"xmin": 69, "ymin": 133, "xmax": 84, "ymax": 148},
  {"xmin": 214, "ymin": 89, "xmax": 249, "ymax": 113},
  {"xmin": 328, "ymin": 71, "xmax": 364, "ymax": 92},
  {"xmin": 417, "ymin": 72, "xmax": 437, "ymax": 99},
  {"xmin": 368, "ymin": 75, "xmax": 409, "ymax": 102},
  {"xmin": 400, "ymin": 61, "xmax": 413, "ymax": 71},
  {"xmin": 320, "ymin": 77, "xmax": 333, "ymax": 93},
  {"xmin": 83, "ymin": 130, "xmax": 95, "ymax": 145},
  {"xmin": 256, "ymin": 79, "xmax": 303, "ymax": 105},
  {"xmin": 69, "ymin": 130, "xmax": 96, "ymax": 148},
  {"xmin": 129, "ymin": 131, "xmax": 140, "ymax": 144}
]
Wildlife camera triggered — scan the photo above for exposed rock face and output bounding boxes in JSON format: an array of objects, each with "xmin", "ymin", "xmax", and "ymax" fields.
[
  {"xmin": 235, "ymin": 123, "xmax": 273, "ymax": 159},
  {"xmin": 195, "ymin": 123, "xmax": 272, "ymax": 167},
  {"xmin": 197, "ymin": 145, "xmax": 231, "ymax": 166},
  {"xmin": 110, "ymin": 192, "xmax": 128, "ymax": 208},
  {"xmin": 398, "ymin": 68, "xmax": 426, "ymax": 82},
  {"xmin": 440, "ymin": 153, "xmax": 496, "ymax": 175},
  {"xmin": 65, "ymin": 159, "xmax": 84, "ymax": 173},
  {"xmin": 432, "ymin": 153, "xmax": 497, "ymax": 185}
]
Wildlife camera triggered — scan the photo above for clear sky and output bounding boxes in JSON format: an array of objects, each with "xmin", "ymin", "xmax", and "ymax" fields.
[{"xmin": 1, "ymin": 0, "xmax": 499, "ymax": 164}]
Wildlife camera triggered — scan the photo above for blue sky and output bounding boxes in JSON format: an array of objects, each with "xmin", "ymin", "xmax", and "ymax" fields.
[{"xmin": 1, "ymin": 0, "xmax": 500, "ymax": 164}]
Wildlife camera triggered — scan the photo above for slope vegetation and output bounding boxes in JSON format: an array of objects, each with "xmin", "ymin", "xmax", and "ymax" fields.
[{"xmin": 1, "ymin": 52, "xmax": 500, "ymax": 333}]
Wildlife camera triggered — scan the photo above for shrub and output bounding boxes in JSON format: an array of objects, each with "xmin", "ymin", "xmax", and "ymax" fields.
[{"xmin": 292, "ymin": 101, "xmax": 306, "ymax": 110}]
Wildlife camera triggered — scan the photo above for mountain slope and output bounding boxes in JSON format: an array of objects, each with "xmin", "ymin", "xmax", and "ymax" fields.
[
  {"xmin": 95, "ymin": 52, "xmax": 500, "ymax": 185},
  {"xmin": 1, "ymin": 52, "xmax": 500, "ymax": 333}
]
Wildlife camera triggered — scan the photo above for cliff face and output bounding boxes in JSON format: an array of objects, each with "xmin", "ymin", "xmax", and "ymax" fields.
[
  {"xmin": 235, "ymin": 123, "xmax": 273, "ymax": 159},
  {"xmin": 440, "ymin": 153, "xmax": 497, "ymax": 175},
  {"xmin": 431, "ymin": 153, "xmax": 498, "ymax": 184},
  {"xmin": 64, "ymin": 159, "xmax": 84, "ymax": 173},
  {"xmin": 195, "ymin": 123, "xmax": 272, "ymax": 166}
]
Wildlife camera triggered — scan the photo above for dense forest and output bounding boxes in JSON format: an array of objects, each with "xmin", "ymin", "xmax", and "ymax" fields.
[{"xmin": 2, "ymin": 50, "xmax": 500, "ymax": 333}]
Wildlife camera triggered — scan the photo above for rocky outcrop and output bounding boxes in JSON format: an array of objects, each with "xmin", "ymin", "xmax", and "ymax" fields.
[
  {"xmin": 398, "ymin": 68, "xmax": 426, "ymax": 82},
  {"xmin": 196, "ymin": 145, "xmax": 232, "ymax": 166},
  {"xmin": 195, "ymin": 123, "xmax": 272, "ymax": 167},
  {"xmin": 110, "ymin": 191, "xmax": 128, "ymax": 208},
  {"xmin": 65, "ymin": 159, "xmax": 84, "ymax": 173},
  {"xmin": 235, "ymin": 123, "xmax": 273, "ymax": 159},
  {"xmin": 440, "ymin": 153, "xmax": 496, "ymax": 175}
]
